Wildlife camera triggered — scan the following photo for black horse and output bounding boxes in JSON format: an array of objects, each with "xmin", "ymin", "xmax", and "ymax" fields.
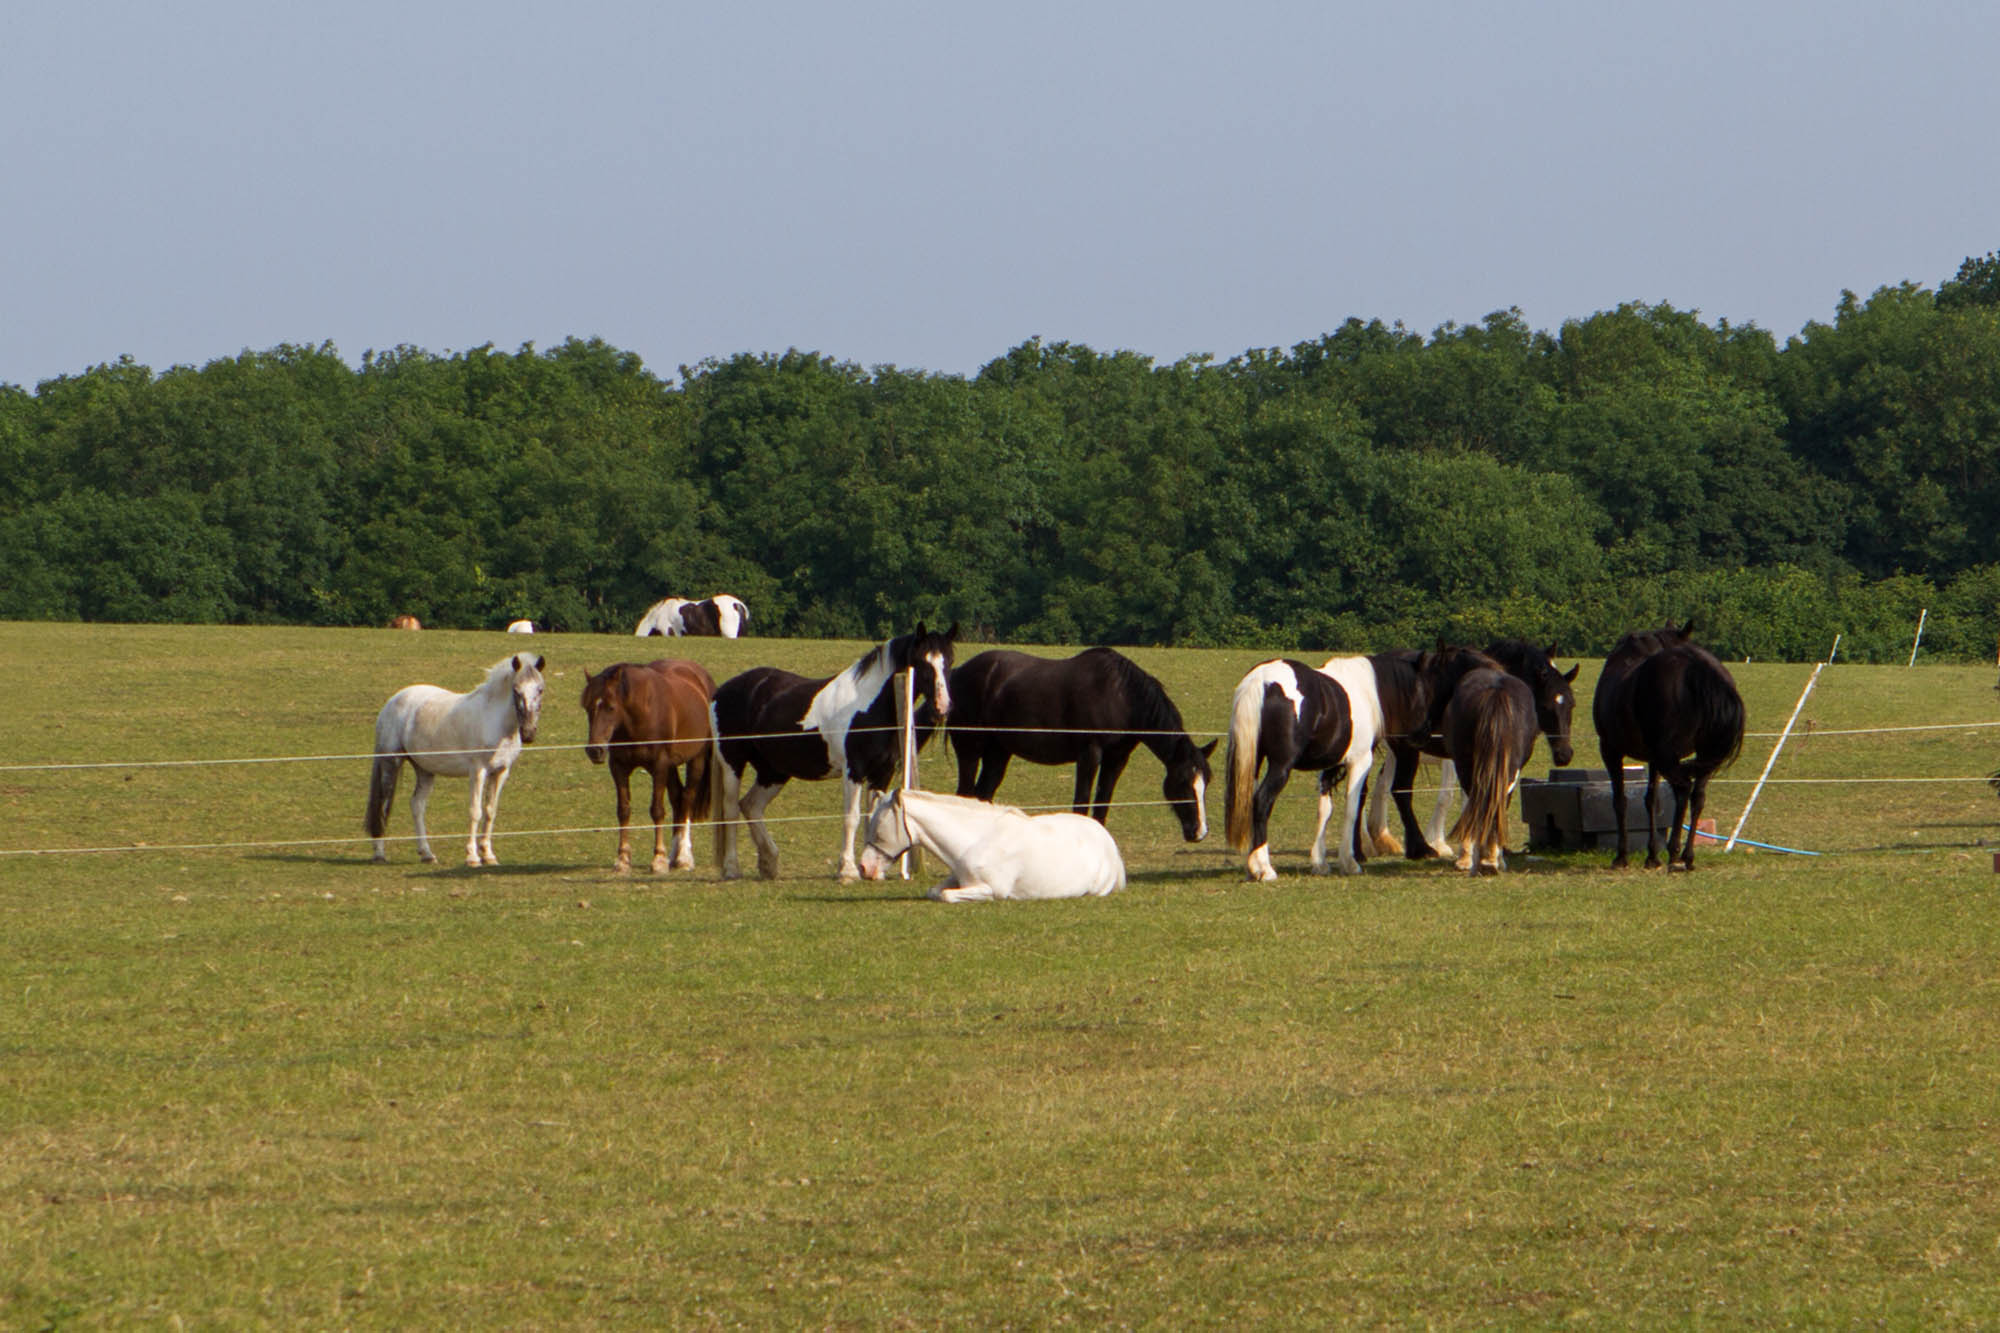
[
  {"xmin": 1593, "ymin": 620, "xmax": 1744, "ymax": 871},
  {"xmin": 1223, "ymin": 658, "xmax": 1355, "ymax": 881},
  {"xmin": 1426, "ymin": 650, "xmax": 1540, "ymax": 875},
  {"xmin": 938, "ymin": 647, "xmax": 1216, "ymax": 841},
  {"xmin": 1368, "ymin": 640, "xmax": 1579, "ymax": 859},
  {"xmin": 711, "ymin": 624, "xmax": 957, "ymax": 881}
]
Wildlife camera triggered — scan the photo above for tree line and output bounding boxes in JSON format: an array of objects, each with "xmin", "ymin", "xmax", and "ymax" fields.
[{"xmin": 4, "ymin": 254, "xmax": 2000, "ymax": 663}]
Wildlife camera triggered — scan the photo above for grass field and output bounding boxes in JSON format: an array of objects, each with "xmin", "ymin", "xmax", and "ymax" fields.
[{"xmin": 4, "ymin": 622, "xmax": 2000, "ymax": 1327}]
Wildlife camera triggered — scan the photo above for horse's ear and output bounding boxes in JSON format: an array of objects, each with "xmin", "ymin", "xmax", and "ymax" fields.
[
  {"xmin": 946, "ymin": 621, "xmax": 959, "ymax": 642},
  {"xmin": 1564, "ymin": 663, "xmax": 1580, "ymax": 683},
  {"xmin": 511, "ymin": 654, "xmax": 522, "ymax": 672},
  {"xmin": 1200, "ymin": 738, "xmax": 1219, "ymax": 760},
  {"xmin": 1544, "ymin": 643, "xmax": 1558, "ymax": 660},
  {"xmin": 1678, "ymin": 618, "xmax": 1695, "ymax": 639},
  {"xmin": 913, "ymin": 621, "xmax": 927, "ymax": 639},
  {"xmin": 535, "ymin": 655, "xmax": 546, "ymax": 672}
]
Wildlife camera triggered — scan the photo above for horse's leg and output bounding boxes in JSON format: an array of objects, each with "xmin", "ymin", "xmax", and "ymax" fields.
[
  {"xmin": 1335, "ymin": 753, "xmax": 1369, "ymax": 874},
  {"xmin": 1604, "ymin": 744, "xmax": 1631, "ymax": 869},
  {"xmin": 410, "ymin": 768, "xmax": 438, "ymax": 864},
  {"xmin": 836, "ymin": 777, "xmax": 869, "ymax": 882},
  {"xmin": 1365, "ymin": 751, "xmax": 1398, "ymax": 856},
  {"xmin": 1680, "ymin": 770, "xmax": 1711, "ymax": 872},
  {"xmin": 1308, "ymin": 768, "xmax": 1349, "ymax": 874},
  {"xmin": 668, "ymin": 766, "xmax": 696, "ymax": 871},
  {"xmin": 1427, "ymin": 759, "xmax": 1458, "ymax": 860},
  {"xmin": 935, "ymin": 881, "xmax": 997, "ymax": 903},
  {"xmin": 612, "ymin": 765, "xmax": 635, "ymax": 873},
  {"xmin": 717, "ymin": 761, "xmax": 745, "ymax": 880},
  {"xmin": 1642, "ymin": 765, "xmax": 1663, "ymax": 870},
  {"xmin": 972, "ymin": 750, "xmax": 1011, "ymax": 802},
  {"xmin": 953, "ymin": 734, "xmax": 984, "ymax": 798},
  {"xmin": 1664, "ymin": 767, "xmax": 1694, "ymax": 873},
  {"xmin": 1247, "ymin": 762, "xmax": 1292, "ymax": 882},
  {"xmin": 651, "ymin": 768, "xmax": 675, "ymax": 874},
  {"xmin": 1071, "ymin": 744, "xmax": 1102, "ymax": 818},
  {"xmin": 478, "ymin": 763, "xmax": 513, "ymax": 866},
  {"xmin": 1090, "ymin": 745, "xmax": 1133, "ymax": 825},
  {"xmin": 463, "ymin": 767, "xmax": 491, "ymax": 868},
  {"xmin": 739, "ymin": 778, "xmax": 785, "ymax": 879}
]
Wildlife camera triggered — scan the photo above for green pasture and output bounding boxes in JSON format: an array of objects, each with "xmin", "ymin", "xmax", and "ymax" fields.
[{"xmin": 4, "ymin": 622, "xmax": 1999, "ymax": 1327}]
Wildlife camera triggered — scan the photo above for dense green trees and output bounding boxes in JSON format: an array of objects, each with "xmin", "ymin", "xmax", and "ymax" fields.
[{"xmin": 4, "ymin": 264, "xmax": 1999, "ymax": 662}]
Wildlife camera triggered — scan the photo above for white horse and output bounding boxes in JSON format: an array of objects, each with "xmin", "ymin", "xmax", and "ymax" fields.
[
  {"xmin": 858, "ymin": 789, "xmax": 1125, "ymax": 902},
  {"xmin": 506, "ymin": 619, "xmax": 535, "ymax": 634},
  {"xmin": 1312, "ymin": 655, "xmax": 1385, "ymax": 875},
  {"xmin": 365, "ymin": 654, "xmax": 546, "ymax": 867}
]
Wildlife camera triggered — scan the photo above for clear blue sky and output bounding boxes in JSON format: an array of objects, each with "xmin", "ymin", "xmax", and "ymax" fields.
[{"xmin": 5, "ymin": 1, "xmax": 1995, "ymax": 389}]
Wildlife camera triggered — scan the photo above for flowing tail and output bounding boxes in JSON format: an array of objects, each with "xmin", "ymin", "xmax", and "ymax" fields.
[
  {"xmin": 1224, "ymin": 671, "xmax": 1268, "ymax": 852},
  {"xmin": 1689, "ymin": 665, "xmax": 1747, "ymax": 771},
  {"xmin": 364, "ymin": 752, "xmax": 401, "ymax": 839},
  {"xmin": 1449, "ymin": 706, "xmax": 1516, "ymax": 853}
]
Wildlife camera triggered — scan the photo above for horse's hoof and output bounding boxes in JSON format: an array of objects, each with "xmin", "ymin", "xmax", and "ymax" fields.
[
  {"xmin": 1372, "ymin": 832, "xmax": 1405, "ymax": 857},
  {"xmin": 614, "ymin": 859, "xmax": 633, "ymax": 874},
  {"xmin": 720, "ymin": 864, "xmax": 743, "ymax": 881},
  {"xmin": 419, "ymin": 852, "xmax": 438, "ymax": 865},
  {"xmin": 371, "ymin": 852, "xmax": 388, "ymax": 864},
  {"xmin": 650, "ymin": 857, "xmax": 670, "ymax": 875}
]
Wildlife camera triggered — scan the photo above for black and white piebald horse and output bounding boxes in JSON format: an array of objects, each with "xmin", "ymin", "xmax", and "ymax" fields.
[
  {"xmin": 636, "ymin": 594, "xmax": 750, "ymax": 638},
  {"xmin": 937, "ymin": 647, "xmax": 1216, "ymax": 841},
  {"xmin": 710, "ymin": 624, "xmax": 957, "ymax": 881},
  {"xmin": 1222, "ymin": 655, "xmax": 1383, "ymax": 881}
]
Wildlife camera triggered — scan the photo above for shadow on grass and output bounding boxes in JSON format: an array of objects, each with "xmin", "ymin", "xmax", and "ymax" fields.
[{"xmin": 250, "ymin": 853, "xmax": 586, "ymax": 878}]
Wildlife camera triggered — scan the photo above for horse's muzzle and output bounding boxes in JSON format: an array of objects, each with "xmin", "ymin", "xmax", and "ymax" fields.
[
  {"xmin": 1551, "ymin": 738, "xmax": 1575, "ymax": 767},
  {"xmin": 584, "ymin": 743, "xmax": 607, "ymax": 765}
]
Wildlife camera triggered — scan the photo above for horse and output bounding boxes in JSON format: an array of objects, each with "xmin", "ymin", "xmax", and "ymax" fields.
[
  {"xmin": 579, "ymin": 658, "xmax": 717, "ymax": 874},
  {"xmin": 936, "ymin": 647, "xmax": 1216, "ymax": 841},
  {"xmin": 389, "ymin": 614, "xmax": 421, "ymax": 630},
  {"xmin": 365, "ymin": 653, "xmax": 546, "ymax": 867},
  {"xmin": 1593, "ymin": 619, "xmax": 1744, "ymax": 871},
  {"xmin": 506, "ymin": 620, "xmax": 535, "ymax": 634},
  {"xmin": 1429, "ymin": 655, "xmax": 1539, "ymax": 875},
  {"xmin": 1366, "ymin": 640, "xmax": 1580, "ymax": 859},
  {"xmin": 635, "ymin": 594, "xmax": 750, "ymax": 638},
  {"xmin": 711, "ymin": 624, "xmax": 957, "ymax": 881},
  {"xmin": 857, "ymin": 789, "xmax": 1125, "ymax": 902},
  {"xmin": 1224, "ymin": 657, "xmax": 1384, "ymax": 881}
]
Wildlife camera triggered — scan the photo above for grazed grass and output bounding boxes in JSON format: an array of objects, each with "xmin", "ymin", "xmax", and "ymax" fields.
[{"xmin": 3, "ymin": 624, "xmax": 1999, "ymax": 1327}]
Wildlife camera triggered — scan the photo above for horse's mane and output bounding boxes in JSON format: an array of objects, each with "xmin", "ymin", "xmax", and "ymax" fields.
[{"xmin": 1086, "ymin": 647, "xmax": 1184, "ymax": 735}]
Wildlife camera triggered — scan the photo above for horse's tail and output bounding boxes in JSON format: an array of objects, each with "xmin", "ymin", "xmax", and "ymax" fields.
[
  {"xmin": 1689, "ymin": 661, "xmax": 1747, "ymax": 771},
  {"xmin": 1449, "ymin": 698, "xmax": 1517, "ymax": 853},
  {"xmin": 365, "ymin": 752, "xmax": 401, "ymax": 839},
  {"xmin": 1224, "ymin": 669, "xmax": 1269, "ymax": 852},
  {"xmin": 686, "ymin": 725, "xmax": 714, "ymax": 825}
]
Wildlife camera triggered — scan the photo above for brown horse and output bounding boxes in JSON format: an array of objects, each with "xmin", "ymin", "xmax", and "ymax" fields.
[
  {"xmin": 580, "ymin": 659, "xmax": 717, "ymax": 873},
  {"xmin": 389, "ymin": 613, "xmax": 422, "ymax": 630}
]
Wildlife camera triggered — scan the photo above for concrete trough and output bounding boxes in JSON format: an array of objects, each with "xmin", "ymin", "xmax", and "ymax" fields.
[{"xmin": 1519, "ymin": 766, "xmax": 1674, "ymax": 854}]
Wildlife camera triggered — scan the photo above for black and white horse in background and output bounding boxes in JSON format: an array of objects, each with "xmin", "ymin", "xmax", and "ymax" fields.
[
  {"xmin": 1222, "ymin": 655, "xmax": 1382, "ymax": 880},
  {"xmin": 934, "ymin": 646, "xmax": 1216, "ymax": 841},
  {"xmin": 1366, "ymin": 640, "xmax": 1578, "ymax": 859},
  {"xmin": 710, "ymin": 624, "xmax": 957, "ymax": 881},
  {"xmin": 636, "ymin": 594, "xmax": 750, "ymax": 638}
]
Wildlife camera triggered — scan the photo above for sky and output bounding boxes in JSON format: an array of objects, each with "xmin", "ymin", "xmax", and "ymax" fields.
[{"xmin": 4, "ymin": 1, "xmax": 1997, "ymax": 389}]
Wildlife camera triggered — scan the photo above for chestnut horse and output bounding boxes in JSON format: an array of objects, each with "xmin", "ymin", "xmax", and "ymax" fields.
[{"xmin": 580, "ymin": 659, "xmax": 717, "ymax": 873}]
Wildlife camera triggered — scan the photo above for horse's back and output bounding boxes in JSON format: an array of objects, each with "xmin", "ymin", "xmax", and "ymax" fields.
[{"xmin": 990, "ymin": 811, "xmax": 1125, "ymax": 899}]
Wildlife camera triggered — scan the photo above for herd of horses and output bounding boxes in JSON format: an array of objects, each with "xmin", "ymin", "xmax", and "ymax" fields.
[{"xmin": 363, "ymin": 616, "xmax": 1745, "ymax": 897}]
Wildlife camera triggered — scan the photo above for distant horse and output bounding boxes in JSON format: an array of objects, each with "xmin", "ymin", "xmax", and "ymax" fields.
[
  {"xmin": 579, "ymin": 658, "xmax": 717, "ymax": 874},
  {"xmin": 858, "ymin": 789, "xmax": 1125, "ymax": 902},
  {"xmin": 711, "ymin": 624, "xmax": 957, "ymax": 881},
  {"xmin": 1594, "ymin": 620, "xmax": 1744, "ymax": 871},
  {"xmin": 366, "ymin": 654, "xmax": 546, "ymax": 866},
  {"xmin": 506, "ymin": 620, "xmax": 535, "ymax": 634},
  {"xmin": 1224, "ymin": 657, "xmax": 1383, "ymax": 881},
  {"xmin": 938, "ymin": 647, "xmax": 1216, "ymax": 840},
  {"xmin": 389, "ymin": 614, "xmax": 421, "ymax": 631},
  {"xmin": 1428, "ymin": 652, "xmax": 1539, "ymax": 875},
  {"xmin": 635, "ymin": 594, "xmax": 750, "ymax": 638},
  {"xmin": 1367, "ymin": 641, "xmax": 1579, "ymax": 858}
]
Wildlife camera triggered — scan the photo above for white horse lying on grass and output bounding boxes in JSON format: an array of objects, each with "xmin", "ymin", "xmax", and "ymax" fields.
[{"xmin": 859, "ymin": 789, "xmax": 1126, "ymax": 903}]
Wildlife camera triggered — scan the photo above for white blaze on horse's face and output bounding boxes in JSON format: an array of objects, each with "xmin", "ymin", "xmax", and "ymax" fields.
[
  {"xmin": 924, "ymin": 650, "xmax": 952, "ymax": 719},
  {"xmin": 512, "ymin": 655, "xmax": 546, "ymax": 743},
  {"xmin": 1191, "ymin": 772, "xmax": 1208, "ymax": 840}
]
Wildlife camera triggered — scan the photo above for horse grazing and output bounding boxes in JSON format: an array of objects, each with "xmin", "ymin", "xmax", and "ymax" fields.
[
  {"xmin": 711, "ymin": 624, "xmax": 957, "ymax": 881},
  {"xmin": 1224, "ymin": 657, "xmax": 1383, "ymax": 881},
  {"xmin": 389, "ymin": 614, "xmax": 421, "ymax": 630},
  {"xmin": 1594, "ymin": 620, "xmax": 1745, "ymax": 871},
  {"xmin": 635, "ymin": 594, "xmax": 750, "ymax": 638},
  {"xmin": 938, "ymin": 647, "xmax": 1216, "ymax": 841},
  {"xmin": 366, "ymin": 654, "xmax": 546, "ymax": 867},
  {"xmin": 579, "ymin": 658, "xmax": 717, "ymax": 874},
  {"xmin": 1427, "ymin": 652, "xmax": 1539, "ymax": 875},
  {"xmin": 1366, "ymin": 640, "xmax": 1579, "ymax": 860},
  {"xmin": 858, "ymin": 789, "xmax": 1125, "ymax": 902}
]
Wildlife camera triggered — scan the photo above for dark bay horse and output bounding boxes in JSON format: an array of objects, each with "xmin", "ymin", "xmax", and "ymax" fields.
[
  {"xmin": 711, "ymin": 624, "xmax": 957, "ymax": 881},
  {"xmin": 1593, "ymin": 620, "xmax": 1744, "ymax": 871},
  {"xmin": 579, "ymin": 658, "xmax": 716, "ymax": 874},
  {"xmin": 1368, "ymin": 640, "xmax": 1579, "ymax": 859},
  {"xmin": 1223, "ymin": 659, "xmax": 1355, "ymax": 881},
  {"xmin": 1430, "ymin": 654, "xmax": 1539, "ymax": 874},
  {"xmin": 939, "ymin": 647, "xmax": 1216, "ymax": 841}
]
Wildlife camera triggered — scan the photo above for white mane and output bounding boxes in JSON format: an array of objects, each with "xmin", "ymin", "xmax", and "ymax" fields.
[{"xmin": 801, "ymin": 641, "xmax": 899, "ymax": 773}]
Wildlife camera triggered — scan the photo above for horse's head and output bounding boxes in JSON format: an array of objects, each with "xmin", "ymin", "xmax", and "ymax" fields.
[
  {"xmin": 1163, "ymin": 738, "xmax": 1218, "ymax": 842},
  {"xmin": 511, "ymin": 653, "xmax": 547, "ymax": 744},
  {"xmin": 579, "ymin": 664, "xmax": 623, "ymax": 764},
  {"xmin": 903, "ymin": 622, "xmax": 958, "ymax": 721},
  {"xmin": 1531, "ymin": 649, "xmax": 1581, "ymax": 767},
  {"xmin": 857, "ymin": 790, "xmax": 911, "ymax": 881}
]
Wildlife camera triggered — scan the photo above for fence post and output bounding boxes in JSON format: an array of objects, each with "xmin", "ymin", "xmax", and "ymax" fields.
[{"xmin": 1723, "ymin": 637, "xmax": 1836, "ymax": 853}]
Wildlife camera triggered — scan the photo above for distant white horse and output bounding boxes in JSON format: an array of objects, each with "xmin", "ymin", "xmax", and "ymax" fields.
[
  {"xmin": 635, "ymin": 594, "xmax": 749, "ymax": 638},
  {"xmin": 858, "ymin": 789, "xmax": 1125, "ymax": 902},
  {"xmin": 506, "ymin": 619, "xmax": 535, "ymax": 634},
  {"xmin": 366, "ymin": 654, "xmax": 546, "ymax": 866}
]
